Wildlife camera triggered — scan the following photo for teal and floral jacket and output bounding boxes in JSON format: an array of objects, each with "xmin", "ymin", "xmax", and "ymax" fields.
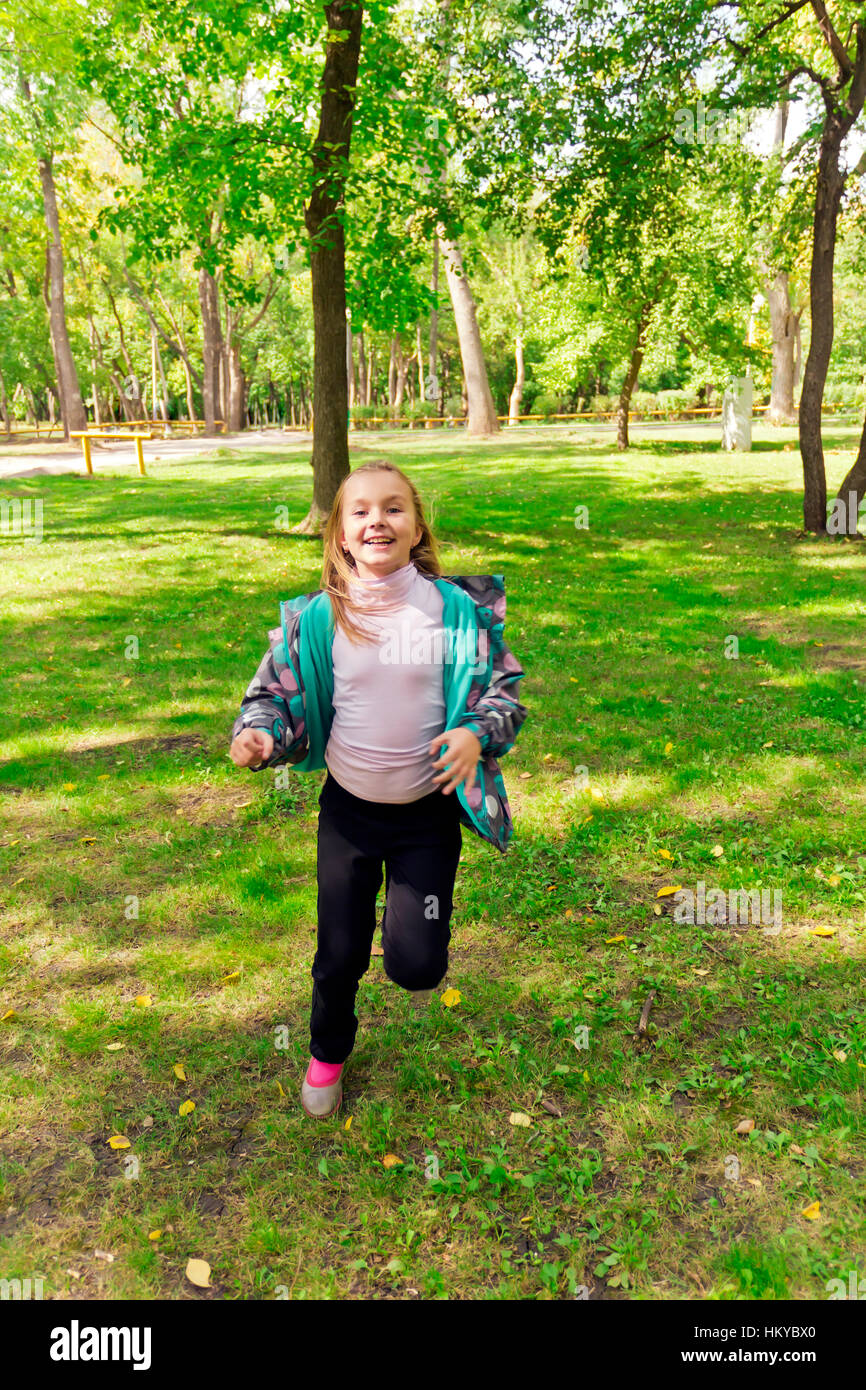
[{"xmin": 230, "ymin": 571, "xmax": 529, "ymax": 853}]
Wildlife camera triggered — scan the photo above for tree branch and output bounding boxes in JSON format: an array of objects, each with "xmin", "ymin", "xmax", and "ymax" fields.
[
  {"xmin": 810, "ymin": 0, "xmax": 854, "ymax": 83},
  {"xmin": 124, "ymin": 270, "xmax": 204, "ymax": 388}
]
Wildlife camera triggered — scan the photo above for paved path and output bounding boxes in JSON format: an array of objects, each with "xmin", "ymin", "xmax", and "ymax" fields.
[{"xmin": 0, "ymin": 429, "xmax": 313, "ymax": 479}]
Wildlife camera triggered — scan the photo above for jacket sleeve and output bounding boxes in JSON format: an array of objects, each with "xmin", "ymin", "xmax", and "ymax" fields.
[
  {"xmin": 456, "ymin": 623, "xmax": 529, "ymax": 759},
  {"xmin": 230, "ymin": 625, "xmax": 306, "ymax": 772}
]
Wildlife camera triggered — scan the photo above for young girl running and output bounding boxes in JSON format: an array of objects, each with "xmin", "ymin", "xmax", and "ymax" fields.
[{"xmin": 229, "ymin": 460, "xmax": 528, "ymax": 1118}]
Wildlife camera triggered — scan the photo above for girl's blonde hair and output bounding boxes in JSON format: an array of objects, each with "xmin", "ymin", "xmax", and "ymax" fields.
[{"xmin": 320, "ymin": 459, "xmax": 443, "ymax": 646}]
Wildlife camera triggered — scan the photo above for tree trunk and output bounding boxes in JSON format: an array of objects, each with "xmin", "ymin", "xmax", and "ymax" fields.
[
  {"xmin": 220, "ymin": 345, "xmax": 230, "ymax": 431},
  {"xmin": 36, "ymin": 153, "xmax": 87, "ymax": 439},
  {"xmin": 388, "ymin": 334, "xmax": 398, "ymax": 409},
  {"xmin": 88, "ymin": 319, "xmax": 101, "ymax": 427},
  {"xmin": 438, "ymin": 232, "xmax": 499, "ymax": 434},
  {"xmin": 394, "ymin": 336, "xmax": 407, "ymax": 411},
  {"xmin": 416, "ymin": 322, "xmax": 425, "ymax": 399},
  {"xmin": 198, "ymin": 265, "xmax": 224, "ymax": 435},
  {"xmin": 766, "ymin": 271, "xmax": 799, "ymax": 424},
  {"xmin": 297, "ymin": 0, "xmax": 364, "ymax": 534},
  {"xmin": 616, "ymin": 299, "xmax": 654, "ymax": 449},
  {"xmin": 428, "ymin": 235, "xmax": 439, "ymax": 403},
  {"xmin": 228, "ymin": 339, "xmax": 246, "ymax": 432},
  {"xmin": 182, "ymin": 356, "xmax": 195, "ymax": 423},
  {"xmin": 151, "ymin": 323, "xmax": 170, "ymax": 423},
  {"xmin": 799, "ymin": 103, "xmax": 858, "ymax": 533},
  {"xmin": 508, "ymin": 303, "xmax": 525, "ymax": 426},
  {"xmin": 366, "ymin": 344, "xmax": 375, "ymax": 406},
  {"xmin": 834, "ymin": 408, "xmax": 866, "ymax": 530},
  {"xmin": 0, "ymin": 367, "xmax": 12, "ymax": 437},
  {"xmin": 347, "ymin": 313, "xmax": 355, "ymax": 408},
  {"xmin": 356, "ymin": 331, "xmax": 367, "ymax": 406}
]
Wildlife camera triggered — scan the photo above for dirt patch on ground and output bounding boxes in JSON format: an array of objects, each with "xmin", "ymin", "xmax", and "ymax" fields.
[
  {"xmin": 739, "ymin": 616, "xmax": 866, "ymax": 672},
  {"xmin": 61, "ymin": 733, "xmax": 209, "ymax": 759},
  {"xmin": 693, "ymin": 1009, "xmax": 749, "ymax": 1039}
]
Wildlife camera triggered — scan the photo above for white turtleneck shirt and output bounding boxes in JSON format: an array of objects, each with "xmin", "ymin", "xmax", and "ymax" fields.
[{"xmin": 323, "ymin": 560, "xmax": 450, "ymax": 803}]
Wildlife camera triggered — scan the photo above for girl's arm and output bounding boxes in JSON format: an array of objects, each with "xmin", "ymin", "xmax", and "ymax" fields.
[
  {"xmin": 230, "ymin": 627, "xmax": 305, "ymax": 772},
  {"xmin": 456, "ymin": 625, "xmax": 529, "ymax": 759}
]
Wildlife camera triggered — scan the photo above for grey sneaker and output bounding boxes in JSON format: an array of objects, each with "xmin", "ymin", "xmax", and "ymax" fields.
[
  {"xmin": 301, "ymin": 1060, "xmax": 343, "ymax": 1118},
  {"xmin": 410, "ymin": 977, "xmax": 446, "ymax": 1008}
]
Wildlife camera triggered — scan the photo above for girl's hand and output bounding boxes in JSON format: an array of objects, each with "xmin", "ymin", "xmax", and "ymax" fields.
[
  {"xmin": 230, "ymin": 728, "xmax": 274, "ymax": 768},
  {"xmin": 430, "ymin": 727, "xmax": 482, "ymax": 795}
]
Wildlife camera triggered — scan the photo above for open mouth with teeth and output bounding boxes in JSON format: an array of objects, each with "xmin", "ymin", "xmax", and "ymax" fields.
[{"xmin": 364, "ymin": 538, "xmax": 394, "ymax": 546}]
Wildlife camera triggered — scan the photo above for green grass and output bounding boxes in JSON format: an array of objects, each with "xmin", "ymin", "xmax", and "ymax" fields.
[{"xmin": 1, "ymin": 425, "xmax": 864, "ymax": 1301}]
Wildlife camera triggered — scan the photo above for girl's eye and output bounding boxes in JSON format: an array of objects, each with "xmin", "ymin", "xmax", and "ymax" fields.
[{"xmin": 352, "ymin": 507, "xmax": 401, "ymax": 515}]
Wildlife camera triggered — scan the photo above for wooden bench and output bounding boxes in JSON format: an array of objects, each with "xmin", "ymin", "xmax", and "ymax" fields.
[{"xmin": 70, "ymin": 430, "xmax": 155, "ymax": 476}]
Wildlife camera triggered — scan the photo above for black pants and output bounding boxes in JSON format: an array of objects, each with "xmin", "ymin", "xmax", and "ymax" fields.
[{"xmin": 310, "ymin": 769, "xmax": 463, "ymax": 1063}]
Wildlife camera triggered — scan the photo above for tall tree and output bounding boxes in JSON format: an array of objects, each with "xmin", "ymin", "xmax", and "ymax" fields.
[
  {"xmin": 1, "ymin": 4, "xmax": 90, "ymax": 437},
  {"xmin": 296, "ymin": 0, "xmax": 365, "ymax": 530}
]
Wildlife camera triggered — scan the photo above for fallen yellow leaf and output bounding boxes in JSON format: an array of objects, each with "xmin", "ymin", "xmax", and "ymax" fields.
[
  {"xmin": 1, "ymin": 1009, "xmax": 18, "ymax": 1022},
  {"xmin": 185, "ymin": 1258, "xmax": 212, "ymax": 1288},
  {"xmin": 711, "ymin": 844, "xmax": 724, "ymax": 857},
  {"xmin": 800, "ymin": 1200, "xmax": 821, "ymax": 1221},
  {"xmin": 832, "ymin": 1050, "xmax": 847, "ymax": 1063},
  {"xmin": 693, "ymin": 968, "xmax": 710, "ymax": 976},
  {"xmin": 344, "ymin": 1115, "xmax": 352, "ymax": 1130},
  {"xmin": 173, "ymin": 1064, "xmax": 186, "ymax": 1081},
  {"xmin": 134, "ymin": 994, "xmax": 152, "ymax": 1008},
  {"xmin": 656, "ymin": 885, "xmax": 683, "ymax": 898},
  {"xmin": 508, "ymin": 1112, "xmax": 532, "ymax": 1127},
  {"xmin": 276, "ymin": 1080, "xmax": 285, "ymax": 1098},
  {"xmin": 61, "ymin": 782, "xmax": 76, "ymax": 791},
  {"xmin": 97, "ymin": 774, "xmax": 110, "ymax": 780},
  {"xmin": 106, "ymin": 1042, "xmax": 125, "ymax": 1052},
  {"xmin": 762, "ymin": 741, "xmax": 774, "ymax": 749},
  {"xmin": 220, "ymin": 970, "xmax": 241, "ymax": 985},
  {"xmin": 80, "ymin": 837, "xmax": 97, "ymax": 844},
  {"xmin": 657, "ymin": 849, "xmax": 673, "ymax": 861},
  {"xmin": 810, "ymin": 926, "xmax": 837, "ymax": 937},
  {"xmin": 108, "ymin": 1135, "xmax": 130, "ymax": 1149},
  {"xmin": 382, "ymin": 1153, "xmax": 403, "ymax": 1167},
  {"xmin": 440, "ymin": 987, "xmax": 461, "ymax": 1007},
  {"xmin": 664, "ymin": 742, "xmax": 673, "ymax": 755},
  {"xmin": 148, "ymin": 1230, "xmax": 162, "ymax": 1241},
  {"xmin": 582, "ymin": 1070, "xmax": 590, "ymax": 1082},
  {"xmin": 827, "ymin": 874, "xmax": 841, "ymax": 887},
  {"xmin": 178, "ymin": 1100, "xmax": 195, "ymax": 1116},
  {"xmin": 604, "ymin": 934, "xmax": 626, "ymax": 943}
]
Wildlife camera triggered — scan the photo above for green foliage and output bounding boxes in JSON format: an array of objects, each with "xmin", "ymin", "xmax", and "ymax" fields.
[
  {"xmin": 403, "ymin": 399, "xmax": 438, "ymax": 421},
  {"xmin": 532, "ymin": 392, "xmax": 561, "ymax": 418}
]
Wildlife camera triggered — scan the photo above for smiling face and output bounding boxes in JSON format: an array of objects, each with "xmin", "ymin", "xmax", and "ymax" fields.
[{"xmin": 340, "ymin": 472, "xmax": 423, "ymax": 580}]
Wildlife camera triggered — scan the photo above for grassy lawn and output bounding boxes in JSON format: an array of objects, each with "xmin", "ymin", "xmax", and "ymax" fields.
[{"xmin": 1, "ymin": 425, "xmax": 864, "ymax": 1301}]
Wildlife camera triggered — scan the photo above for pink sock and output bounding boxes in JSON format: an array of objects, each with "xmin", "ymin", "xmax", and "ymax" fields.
[{"xmin": 308, "ymin": 1057, "xmax": 343, "ymax": 1086}]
